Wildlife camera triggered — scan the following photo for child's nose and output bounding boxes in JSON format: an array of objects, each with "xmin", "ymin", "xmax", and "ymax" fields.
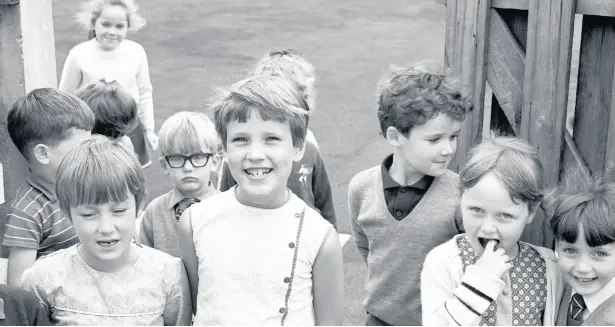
[
  {"xmin": 479, "ymin": 217, "xmax": 498, "ymax": 234},
  {"xmin": 573, "ymin": 257, "xmax": 593, "ymax": 274},
  {"xmin": 246, "ymin": 143, "xmax": 266, "ymax": 160},
  {"xmin": 441, "ymin": 140, "xmax": 454, "ymax": 156},
  {"xmin": 97, "ymin": 215, "xmax": 115, "ymax": 234}
]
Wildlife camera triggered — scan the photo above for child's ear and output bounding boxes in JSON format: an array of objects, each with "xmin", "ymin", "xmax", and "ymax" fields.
[
  {"xmin": 385, "ymin": 126, "xmax": 404, "ymax": 147},
  {"xmin": 210, "ymin": 153, "xmax": 222, "ymax": 172},
  {"xmin": 526, "ymin": 209, "xmax": 537, "ymax": 225},
  {"xmin": 33, "ymin": 144, "xmax": 51, "ymax": 165},
  {"xmin": 293, "ymin": 141, "xmax": 306, "ymax": 162},
  {"xmin": 158, "ymin": 157, "xmax": 170, "ymax": 177}
]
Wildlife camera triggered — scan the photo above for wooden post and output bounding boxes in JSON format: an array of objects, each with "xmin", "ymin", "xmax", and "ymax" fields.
[
  {"xmin": 520, "ymin": 0, "xmax": 576, "ymax": 247},
  {"xmin": 444, "ymin": 0, "xmax": 491, "ymax": 172},
  {"xmin": 572, "ymin": 15, "xmax": 615, "ymax": 177},
  {"xmin": 0, "ymin": 0, "xmax": 57, "ymax": 278}
]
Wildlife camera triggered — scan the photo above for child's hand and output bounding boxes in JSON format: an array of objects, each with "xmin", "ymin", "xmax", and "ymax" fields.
[
  {"xmin": 145, "ymin": 130, "xmax": 159, "ymax": 150},
  {"xmin": 474, "ymin": 240, "xmax": 511, "ymax": 279}
]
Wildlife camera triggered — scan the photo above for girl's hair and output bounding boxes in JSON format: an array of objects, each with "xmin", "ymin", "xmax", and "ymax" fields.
[
  {"xmin": 158, "ymin": 111, "xmax": 221, "ymax": 156},
  {"xmin": 210, "ymin": 75, "xmax": 308, "ymax": 151},
  {"xmin": 254, "ymin": 49, "xmax": 316, "ymax": 112},
  {"xmin": 377, "ymin": 61, "xmax": 473, "ymax": 137},
  {"xmin": 459, "ymin": 133, "xmax": 545, "ymax": 211},
  {"xmin": 56, "ymin": 136, "xmax": 146, "ymax": 219},
  {"xmin": 75, "ymin": 80, "xmax": 138, "ymax": 139},
  {"xmin": 76, "ymin": 0, "xmax": 146, "ymax": 38},
  {"xmin": 547, "ymin": 169, "xmax": 615, "ymax": 247}
]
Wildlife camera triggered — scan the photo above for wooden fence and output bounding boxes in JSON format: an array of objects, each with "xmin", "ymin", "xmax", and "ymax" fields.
[{"xmin": 437, "ymin": 0, "xmax": 615, "ymax": 247}]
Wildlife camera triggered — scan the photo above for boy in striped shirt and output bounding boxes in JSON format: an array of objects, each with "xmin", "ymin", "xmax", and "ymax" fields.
[{"xmin": 2, "ymin": 88, "xmax": 94, "ymax": 286}]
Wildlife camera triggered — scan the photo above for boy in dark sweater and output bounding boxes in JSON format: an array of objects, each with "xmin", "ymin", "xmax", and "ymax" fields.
[
  {"xmin": 348, "ymin": 63, "xmax": 473, "ymax": 325},
  {"xmin": 0, "ymin": 284, "xmax": 49, "ymax": 325}
]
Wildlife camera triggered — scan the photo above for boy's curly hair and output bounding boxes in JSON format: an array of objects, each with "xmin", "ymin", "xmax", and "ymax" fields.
[{"xmin": 377, "ymin": 62, "xmax": 473, "ymax": 137}]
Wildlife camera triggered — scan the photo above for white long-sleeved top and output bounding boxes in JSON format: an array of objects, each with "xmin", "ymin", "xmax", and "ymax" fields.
[{"xmin": 58, "ymin": 39, "xmax": 155, "ymax": 131}]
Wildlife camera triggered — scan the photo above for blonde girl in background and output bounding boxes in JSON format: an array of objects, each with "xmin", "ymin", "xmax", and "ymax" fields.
[{"xmin": 59, "ymin": 0, "xmax": 158, "ymax": 168}]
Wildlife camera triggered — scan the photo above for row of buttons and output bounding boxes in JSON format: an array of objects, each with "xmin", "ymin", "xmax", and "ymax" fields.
[{"xmin": 279, "ymin": 211, "xmax": 302, "ymax": 317}]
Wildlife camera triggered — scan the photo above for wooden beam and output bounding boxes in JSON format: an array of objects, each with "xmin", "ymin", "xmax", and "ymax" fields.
[
  {"xmin": 444, "ymin": 0, "xmax": 491, "ymax": 172},
  {"xmin": 438, "ymin": 0, "xmax": 615, "ymax": 17},
  {"xmin": 572, "ymin": 15, "xmax": 615, "ymax": 176},
  {"xmin": 561, "ymin": 130, "xmax": 590, "ymax": 177},
  {"xmin": 486, "ymin": 9, "xmax": 525, "ymax": 133},
  {"xmin": 521, "ymin": 0, "xmax": 576, "ymax": 186}
]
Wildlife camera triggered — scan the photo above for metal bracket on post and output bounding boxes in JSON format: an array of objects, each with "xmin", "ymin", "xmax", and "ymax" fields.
[{"xmin": 0, "ymin": 0, "xmax": 19, "ymax": 5}]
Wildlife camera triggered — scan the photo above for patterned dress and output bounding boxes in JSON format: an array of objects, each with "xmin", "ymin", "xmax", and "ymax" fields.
[{"xmin": 457, "ymin": 236, "xmax": 548, "ymax": 326}]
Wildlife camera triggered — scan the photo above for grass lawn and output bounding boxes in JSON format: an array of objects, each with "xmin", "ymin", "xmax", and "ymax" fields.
[{"xmin": 52, "ymin": 0, "xmax": 447, "ymax": 324}]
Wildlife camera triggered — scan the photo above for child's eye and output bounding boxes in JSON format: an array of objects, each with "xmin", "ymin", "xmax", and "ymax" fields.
[
  {"xmin": 428, "ymin": 137, "xmax": 440, "ymax": 143},
  {"xmin": 101, "ymin": 22, "xmax": 111, "ymax": 27},
  {"xmin": 78, "ymin": 213, "xmax": 96, "ymax": 219},
  {"xmin": 501, "ymin": 213, "xmax": 514, "ymax": 219},
  {"xmin": 563, "ymin": 248, "xmax": 577, "ymax": 255},
  {"xmin": 266, "ymin": 136, "xmax": 281, "ymax": 142},
  {"xmin": 450, "ymin": 134, "xmax": 459, "ymax": 140},
  {"xmin": 116, "ymin": 24, "xmax": 126, "ymax": 29},
  {"xmin": 113, "ymin": 209, "xmax": 128, "ymax": 214},
  {"xmin": 468, "ymin": 207, "xmax": 483, "ymax": 214},
  {"xmin": 231, "ymin": 137, "xmax": 247, "ymax": 143},
  {"xmin": 594, "ymin": 251, "xmax": 609, "ymax": 258}
]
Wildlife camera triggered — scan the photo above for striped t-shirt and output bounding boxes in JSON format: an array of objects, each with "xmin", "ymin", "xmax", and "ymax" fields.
[{"xmin": 2, "ymin": 173, "xmax": 78, "ymax": 258}]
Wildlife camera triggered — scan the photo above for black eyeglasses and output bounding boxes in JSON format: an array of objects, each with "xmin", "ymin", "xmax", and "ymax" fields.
[{"xmin": 164, "ymin": 153, "xmax": 213, "ymax": 168}]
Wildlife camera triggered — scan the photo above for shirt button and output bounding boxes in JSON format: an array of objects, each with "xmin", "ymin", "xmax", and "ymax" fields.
[
  {"xmin": 279, "ymin": 307, "xmax": 286, "ymax": 314},
  {"xmin": 395, "ymin": 211, "xmax": 402, "ymax": 217},
  {"xmin": 400, "ymin": 187, "xmax": 406, "ymax": 193},
  {"xmin": 289, "ymin": 242, "xmax": 295, "ymax": 249},
  {"xmin": 284, "ymin": 277, "xmax": 290, "ymax": 283},
  {"xmin": 294, "ymin": 212, "xmax": 302, "ymax": 218}
]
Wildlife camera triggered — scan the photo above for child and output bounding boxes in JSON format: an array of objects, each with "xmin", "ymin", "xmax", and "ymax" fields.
[
  {"xmin": 549, "ymin": 172, "xmax": 615, "ymax": 325},
  {"xmin": 2, "ymin": 88, "xmax": 94, "ymax": 286},
  {"xmin": 421, "ymin": 135, "xmax": 565, "ymax": 326},
  {"xmin": 59, "ymin": 0, "xmax": 158, "ymax": 168},
  {"xmin": 178, "ymin": 75, "xmax": 344, "ymax": 325},
  {"xmin": 218, "ymin": 49, "xmax": 337, "ymax": 229},
  {"xmin": 138, "ymin": 111, "xmax": 220, "ymax": 257},
  {"xmin": 21, "ymin": 137, "xmax": 192, "ymax": 325},
  {"xmin": 254, "ymin": 49, "xmax": 319, "ymax": 147},
  {"xmin": 348, "ymin": 64, "xmax": 471, "ymax": 326},
  {"xmin": 0, "ymin": 284, "xmax": 50, "ymax": 326},
  {"xmin": 75, "ymin": 79, "xmax": 138, "ymax": 150}
]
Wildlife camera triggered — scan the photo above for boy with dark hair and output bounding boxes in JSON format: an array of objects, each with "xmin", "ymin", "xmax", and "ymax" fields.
[
  {"xmin": 2, "ymin": 88, "xmax": 94, "ymax": 286},
  {"xmin": 348, "ymin": 63, "xmax": 473, "ymax": 325}
]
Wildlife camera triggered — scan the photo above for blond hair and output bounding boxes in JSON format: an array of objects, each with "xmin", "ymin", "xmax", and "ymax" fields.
[
  {"xmin": 56, "ymin": 136, "xmax": 146, "ymax": 219},
  {"xmin": 158, "ymin": 111, "xmax": 221, "ymax": 156},
  {"xmin": 254, "ymin": 49, "xmax": 316, "ymax": 111},
  {"xmin": 76, "ymin": 0, "xmax": 146, "ymax": 32}
]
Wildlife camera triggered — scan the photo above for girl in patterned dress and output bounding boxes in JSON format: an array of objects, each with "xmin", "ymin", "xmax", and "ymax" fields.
[{"xmin": 421, "ymin": 134, "xmax": 565, "ymax": 326}]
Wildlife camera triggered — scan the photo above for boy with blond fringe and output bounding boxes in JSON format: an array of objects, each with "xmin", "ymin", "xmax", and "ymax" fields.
[{"xmin": 138, "ymin": 112, "xmax": 220, "ymax": 257}]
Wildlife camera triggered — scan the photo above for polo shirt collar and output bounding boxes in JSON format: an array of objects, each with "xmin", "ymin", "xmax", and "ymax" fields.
[
  {"xmin": 575, "ymin": 276, "xmax": 615, "ymax": 313},
  {"xmin": 380, "ymin": 154, "xmax": 432, "ymax": 190},
  {"xmin": 26, "ymin": 172, "xmax": 56, "ymax": 200}
]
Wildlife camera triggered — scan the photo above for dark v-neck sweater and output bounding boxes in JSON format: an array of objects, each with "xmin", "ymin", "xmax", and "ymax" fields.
[
  {"xmin": 556, "ymin": 284, "xmax": 615, "ymax": 325},
  {"xmin": 349, "ymin": 166, "xmax": 462, "ymax": 326}
]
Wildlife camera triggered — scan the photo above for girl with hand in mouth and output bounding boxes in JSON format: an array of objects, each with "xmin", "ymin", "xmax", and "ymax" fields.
[{"xmin": 421, "ymin": 134, "xmax": 565, "ymax": 326}]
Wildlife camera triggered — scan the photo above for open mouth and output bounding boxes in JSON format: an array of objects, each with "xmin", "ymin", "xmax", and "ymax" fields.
[
  {"xmin": 478, "ymin": 237, "xmax": 499, "ymax": 249},
  {"xmin": 574, "ymin": 276, "xmax": 597, "ymax": 284},
  {"xmin": 245, "ymin": 168, "xmax": 272, "ymax": 177},
  {"xmin": 97, "ymin": 240, "xmax": 118, "ymax": 247}
]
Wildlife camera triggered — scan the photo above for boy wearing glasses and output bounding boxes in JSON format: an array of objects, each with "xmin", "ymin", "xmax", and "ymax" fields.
[{"xmin": 138, "ymin": 111, "xmax": 220, "ymax": 257}]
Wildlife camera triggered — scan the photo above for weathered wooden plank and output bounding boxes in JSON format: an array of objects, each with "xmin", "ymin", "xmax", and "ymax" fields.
[
  {"xmin": 520, "ymin": 0, "xmax": 576, "ymax": 248},
  {"xmin": 572, "ymin": 15, "xmax": 615, "ymax": 176},
  {"xmin": 486, "ymin": 9, "xmax": 525, "ymax": 134},
  {"xmin": 521, "ymin": 0, "xmax": 576, "ymax": 185},
  {"xmin": 444, "ymin": 0, "xmax": 491, "ymax": 172},
  {"xmin": 561, "ymin": 130, "xmax": 590, "ymax": 177},
  {"xmin": 438, "ymin": 0, "xmax": 615, "ymax": 17}
]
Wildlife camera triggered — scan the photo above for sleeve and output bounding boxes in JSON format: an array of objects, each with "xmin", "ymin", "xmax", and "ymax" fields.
[
  {"xmin": 348, "ymin": 176, "xmax": 369, "ymax": 262},
  {"xmin": 20, "ymin": 267, "xmax": 52, "ymax": 322},
  {"xmin": 135, "ymin": 45, "xmax": 155, "ymax": 132},
  {"xmin": 163, "ymin": 258, "xmax": 193, "ymax": 326},
  {"xmin": 2, "ymin": 207, "xmax": 43, "ymax": 249},
  {"xmin": 137, "ymin": 205, "xmax": 155, "ymax": 248},
  {"xmin": 58, "ymin": 49, "xmax": 83, "ymax": 94},
  {"xmin": 421, "ymin": 249, "xmax": 505, "ymax": 326},
  {"xmin": 218, "ymin": 160, "xmax": 237, "ymax": 192},
  {"xmin": 311, "ymin": 152, "xmax": 337, "ymax": 230}
]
